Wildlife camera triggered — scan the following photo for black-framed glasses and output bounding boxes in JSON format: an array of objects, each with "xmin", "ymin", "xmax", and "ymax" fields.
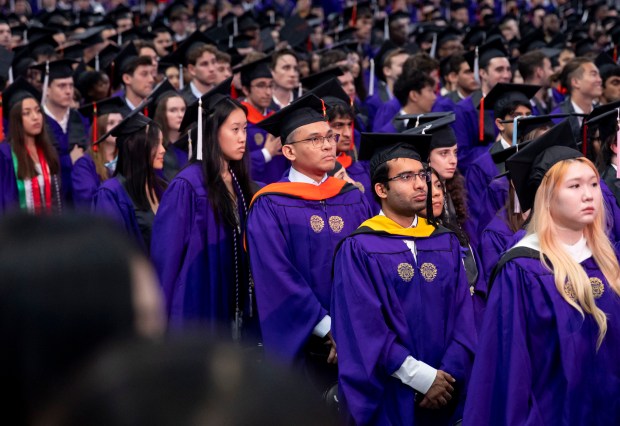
[
  {"xmin": 289, "ymin": 134, "xmax": 340, "ymax": 148},
  {"xmin": 387, "ymin": 170, "xmax": 432, "ymax": 183}
]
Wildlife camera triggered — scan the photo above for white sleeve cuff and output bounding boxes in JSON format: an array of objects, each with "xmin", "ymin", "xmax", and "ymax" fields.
[
  {"xmin": 261, "ymin": 148, "xmax": 272, "ymax": 163},
  {"xmin": 312, "ymin": 315, "xmax": 331, "ymax": 338},
  {"xmin": 391, "ymin": 355, "xmax": 437, "ymax": 394}
]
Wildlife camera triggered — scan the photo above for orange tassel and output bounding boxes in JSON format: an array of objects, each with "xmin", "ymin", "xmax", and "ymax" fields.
[
  {"xmin": 582, "ymin": 123, "xmax": 588, "ymax": 156},
  {"xmin": 321, "ymin": 98, "xmax": 326, "ymax": 117},
  {"xmin": 350, "ymin": 2, "xmax": 357, "ymax": 27},
  {"xmin": 479, "ymin": 97, "xmax": 485, "ymax": 143},
  {"xmin": 92, "ymin": 102, "xmax": 98, "ymax": 152}
]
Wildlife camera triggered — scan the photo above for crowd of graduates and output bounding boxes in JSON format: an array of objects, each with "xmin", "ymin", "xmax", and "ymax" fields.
[{"xmin": 1, "ymin": 0, "xmax": 620, "ymax": 425}]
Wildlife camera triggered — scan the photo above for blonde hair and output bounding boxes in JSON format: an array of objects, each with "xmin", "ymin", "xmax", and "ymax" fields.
[{"xmin": 527, "ymin": 157, "xmax": 620, "ymax": 348}]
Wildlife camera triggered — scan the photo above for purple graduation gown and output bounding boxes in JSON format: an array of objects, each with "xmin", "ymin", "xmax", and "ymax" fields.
[
  {"xmin": 72, "ymin": 153, "xmax": 106, "ymax": 210},
  {"xmin": 477, "ymin": 176, "xmax": 509, "ymax": 235},
  {"xmin": 150, "ymin": 163, "xmax": 253, "ymax": 331},
  {"xmin": 463, "ymin": 151, "xmax": 499, "ymax": 247},
  {"xmin": 92, "ymin": 176, "xmax": 147, "ymax": 252},
  {"xmin": 346, "ymin": 160, "xmax": 380, "ymax": 215},
  {"xmin": 246, "ymin": 179, "xmax": 373, "ymax": 364},
  {"xmin": 0, "ymin": 142, "xmax": 19, "ymax": 213},
  {"xmin": 332, "ymin": 229, "xmax": 477, "ymax": 425},
  {"xmin": 464, "ymin": 253, "xmax": 620, "ymax": 426},
  {"xmin": 372, "ymin": 97, "xmax": 400, "ymax": 131}
]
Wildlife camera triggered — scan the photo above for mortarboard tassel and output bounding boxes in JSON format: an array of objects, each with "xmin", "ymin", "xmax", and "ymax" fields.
[
  {"xmin": 479, "ymin": 96, "xmax": 485, "ymax": 143},
  {"xmin": 582, "ymin": 122, "xmax": 588, "ymax": 156},
  {"xmin": 297, "ymin": 84, "xmax": 302, "ymax": 98},
  {"xmin": 429, "ymin": 33, "xmax": 437, "ymax": 59},
  {"xmin": 512, "ymin": 116, "xmax": 520, "ymax": 147},
  {"xmin": 108, "ymin": 61, "xmax": 114, "ymax": 96},
  {"xmin": 616, "ymin": 108, "xmax": 620, "ymax": 179},
  {"xmin": 92, "ymin": 102, "xmax": 98, "ymax": 152},
  {"xmin": 230, "ymin": 84, "xmax": 238, "ymax": 99},
  {"xmin": 42, "ymin": 61, "xmax": 50, "ymax": 105},
  {"xmin": 117, "ymin": 32, "xmax": 122, "ymax": 46},
  {"xmin": 383, "ymin": 16, "xmax": 389, "ymax": 41},
  {"xmin": 197, "ymin": 98, "xmax": 203, "ymax": 160},
  {"xmin": 368, "ymin": 58, "xmax": 375, "ymax": 97},
  {"xmin": 143, "ymin": 106, "xmax": 148, "ymax": 117},
  {"xmin": 228, "ymin": 35, "xmax": 233, "ymax": 49},
  {"xmin": 233, "ymin": 16, "xmax": 238, "ymax": 37},
  {"xmin": 187, "ymin": 131, "xmax": 193, "ymax": 160},
  {"xmin": 415, "ymin": 114, "xmax": 423, "ymax": 128},
  {"xmin": 8, "ymin": 66, "xmax": 13, "ymax": 85},
  {"xmin": 513, "ymin": 188, "xmax": 522, "ymax": 214},
  {"xmin": 179, "ymin": 64, "xmax": 184, "ymax": 90},
  {"xmin": 350, "ymin": 2, "xmax": 358, "ymax": 27},
  {"xmin": 473, "ymin": 46, "xmax": 480, "ymax": 84},
  {"xmin": 95, "ymin": 53, "xmax": 100, "ymax": 72},
  {"xmin": 614, "ymin": 46, "xmax": 618, "ymax": 63},
  {"xmin": 350, "ymin": 96, "xmax": 355, "ymax": 150},
  {"xmin": 320, "ymin": 98, "xmax": 326, "ymax": 117}
]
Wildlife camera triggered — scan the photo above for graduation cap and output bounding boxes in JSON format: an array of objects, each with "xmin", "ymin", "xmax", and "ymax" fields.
[
  {"xmin": 114, "ymin": 26, "xmax": 156, "ymax": 45},
  {"xmin": 71, "ymin": 25, "xmax": 106, "ymax": 46},
  {"xmin": 26, "ymin": 26, "xmax": 60, "ymax": 42},
  {"xmin": 279, "ymin": 15, "xmax": 312, "ymax": 50},
  {"xmin": 490, "ymin": 141, "xmax": 531, "ymax": 166},
  {"xmin": 394, "ymin": 112, "xmax": 451, "ymax": 128},
  {"xmin": 483, "ymin": 83, "xmax": 540, "ymax": 118},
  {"xmin": 299, "ymin": 67, "xmax": 344, "ymax": 91},
  {"xmin": 436, "ymin": 27, "xmax": 462, "ymax": 49},
  {"xmin": 180, "ymin": 77, "xmax": 233, "ymax": 161},
  {"xmin": 234, "ymin": 11, "xmax": 260, "ymax": 33},
  {"xmin": 160, "ymin": 30, "xmax": 215, "ymax": 90},
  {"xmin": 235, "ymin": 55, "xmax": 272, "ymax": 88},
  {"xmin": 505, "ymin": 120, "xmax": 581, "ymax": 212},
  {"xmin": 88, "ymin": 43, "xmax": 120, "ymax": 72},
  {"xmin": 327, "ymin": 26, "xmax": 357, "ymax": 43},
  {"xmin": 108, "ymin": 4, "xmax": 134, "ymax": 23},
  {"xmin": 145, "ymin": 79, "xmax": 177, "ymax": 118},
  {"xmin": 463, "ymin": 37, "xmax": 507, "ymax": 83},
  {"xmin": 585, "ymin": 107, "xmax": 620, "ymax": 149},
  {"xmin": 462, "ymin": 26, "xmax": 488, "ymax": 49},
  {"xmin": 78, "ymin": 96, "xmax": 132, "ymax": 145},
  {"xmin": 1, "ymin": 76, "xmax": 41, "ymax": 122},
  {"xmin": 25, "ymin": 34, "xmax": 60, "ymax": 57},
  {"xmin": 499, "ymin": 114, "xmax": 575, "ymax": 142},
  {"xmin": 402, "ymin": 112, "xmax": 457, "ymax": 152},
  {"xmin": 30, "ymin": 59, "xmax": 78, "ymax": 102},
  {"xmin": 518, "ymin": 29, "xmax": 546, "ymax": 54},
  {"xmin": 307, "ymin": 77, "xmax": 352, "ymax": 109},
  {"xmin": 595, "ymin": 51, "xmax": 619, "ymax": 77},
  {"xmin": 108, "ymin": 42, "xmax": 139, "ymax": 88},
  {"xmin": 358, "ymin": 132, "xmax": 432, "ymax": 176},
  {"xmin": 94, "ymin": 107, "xmax": 152, "ymax": 147},
  {"xmin": 343, "ymin": 1, "xmax": 373, "ymax": 27},
  {"xmin": 256, "ymin": 93, "xmax": 327, "ymax": 143}
]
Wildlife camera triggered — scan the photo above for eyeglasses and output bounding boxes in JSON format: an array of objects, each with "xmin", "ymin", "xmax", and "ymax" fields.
[
  {"xmin": 288, "ymin": 134, "xmax": 340, "ymax": 148},
  {"xmin": 387, "ymin": 170, "xmax": 432, "ymax": 183},
  {"xmin": 251, "ymin": 82, "xmax": 275, "ymax": 90}
]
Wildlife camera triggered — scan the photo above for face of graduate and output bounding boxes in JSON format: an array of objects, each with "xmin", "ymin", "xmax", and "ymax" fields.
[
  {"xmin": 410, "ymin": 85, "xmax": 437, "ymax": 113},
  {"xmin": 551, "ymin": 161, "xmax": 602, "ymax": 232},
  {"xmin": 153, "ymin": 32, "xmax": 173, "ymax": 57},
  {"xmin": 0, "ymin": 23, "xmax": 11, "ymax": 50},
  {"xmin": 165, "ymin": 66, "xmax": 180, "ymax": 90},
  {"xmin": 602, "ymin": 75, "xmax": 620, "ymax": 104},
  {"xmin": 246, "ymin": 77, "xmax": 274, "ymax": 110},
  {"xmin": 215, "ymin": 61, "xmax": 232, "ymax": 84},
  {"xmin": 218, "ymin": 108, "xmax": 248, "ymax": 162},
  {"xmin": 383, "ymin": 53, "xmax": 409, "ymax": 83},
  {"xmin": 285, "ymin": 121, "xmax": 336, "ymax": 178},
  {"xmin": 21, "ymin": 98, "xmax": 43, "ymax": 137},
  {"xmin": 457, "ymin": 61, "xmax": 480, "ymax": 93},
  {"xmin": 272, "ymin": 54, "xmax": 299, "ymax": 91},
  {"xmin": 499, "ymin": 104, "xmax": 532, "ymax": 142},
  {"xmin": 380, "ymin": 158, "xmax": 428, "ymax": 217},
  {"xmin": 165, "ymin": 96, "xmax": 186, "ymax": 132},
  {"xmin": 429, "ymin": 145, "xmax": 457, "ymax": 180},
  {"xmin": 90, "ymin": 73, "xmax": 111, "ymax": 102},
  {"xmin": 191, "ymin": 51, "xmax": 218, "ymax": 87},
  {"xmin": 480, "ymin": 57, "xmax": 512, "ymax": 92},
  {"xmin": 126, "ymin": 65, "xmax": 155, "ymax": 99},
  {"xmin": 47, "ymin": 77, "xmax": 75, "ymax": 109},
  {"xmin": 355, "ymin": 16, "xmax": 373, "ymax": 42},
  {"xmin": 431, "ymin": 173, "xmax": 444, "ymax": 218},
  {"xmin": 338, "ymin": 71, "xmax": 357, "ymax": 99},
  {"xmin": 151, "ymin": 131, "xmax": 165, "ymax": 170},
  {"xmin": 330, "ymin": 115, "xmax": 353, "ymax": 153},
  {"xmin": 538, "ymin": 58, "xmax": 554, "ymax": 87},
  {"xmin": 105, "ymin": 112, "xmax": 123, "ymax": 144},
  {"xmin": 573, "ymin": 62, "xmax": 603, "ymax": 99}
]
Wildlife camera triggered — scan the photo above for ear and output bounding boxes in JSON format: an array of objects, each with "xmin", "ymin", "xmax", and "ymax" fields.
[
  {"xmin": 282, "ymin": 144, "xmax": 296, "ymax": 161},
  {"xmin": 383, "ymin": 66, "xmax": 392, "ymax": 79},
  {"xmin": 374, "ymin": 182, "xmax": 389, "ymax": 200},
  {"xmin": 122, "ymin": 73, "xmax": 131, "ymax": 86},
  {"xmin": 408, "ymin": 90, "xmax": 418, "ymax": 104},
  {"xmin": 447, "ymin": 71, "xmax": 458, "ymax": 84},
  {"xmin": 612, "ymin": 143, "xmax": 619, "ymax": 155},
  {"xmin": 495, "ymin": 117, "xmax": 505, "ymax": 132},
  {"xmin": 478, "ymin": 67, "xmax": 488, "ymax": 82},
  {"xmin": 241, "ymin": 86, "xmax": 250, "ymax": 98},
  {"xmin": 187, "ymin": 64, "xmax": 196, "ymax": 78}
]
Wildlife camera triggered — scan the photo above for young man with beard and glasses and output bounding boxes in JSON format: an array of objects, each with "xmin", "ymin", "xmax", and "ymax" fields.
[
  {"xmin": 331, "ymin": 132, "xmax": 476, "ymax": 426},
  {"xmin": 236, "ymin": 55, "xmax": 287, "ymax": 184},
  {"xmin": 246, "ymin": 94, "xmax": 373, "ymax": 397}
]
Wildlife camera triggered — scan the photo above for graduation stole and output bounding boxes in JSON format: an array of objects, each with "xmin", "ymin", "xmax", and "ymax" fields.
[
  {"xmin": 249, "ymin": 177, "xmax": 356, "ymax": 207},
  {"xmin": 241, "ymin": 101, "xmax": 273, "ymax": 125},
  {"xmin": 337, "ymin": 152, "xmax": 353, "ymax": 168},
  {"xmin": 11, "ymin": 147, "xmax": 54, "ymax": 214},
  {"xmin": 355, "ymin": 215, "xmax": 436, "ymax": 238}
]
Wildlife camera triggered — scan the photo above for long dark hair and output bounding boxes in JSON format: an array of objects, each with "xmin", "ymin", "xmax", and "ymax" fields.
[
  {"xmin": 445, "ymin": 170, "xmax": 468, "ymax": 227},
  {"xmin": 114, "ymin": 123, "xmax": 166, "ymax": 210},
  {"xmin": 153, "ymin": 92, "xmax": 186, "ymax": 147},
  {"xmin": 9, "ymin": 98, "xmax": 60, "ymax": 180},
  {"xmin": 595, "ymin": 129, "xmax": 617, "ymax": 172},
  {"xmin": 197, "ymin": 98, "xmax": 253, "ymax": 227}
]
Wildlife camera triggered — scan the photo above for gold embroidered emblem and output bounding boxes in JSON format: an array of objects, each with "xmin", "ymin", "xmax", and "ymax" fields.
[
  {"xmin": 397, "ymin": 263, "xmax": 414, "ymax": 282},
  {"xmin": 310, "ymin": 215, "xmax": 324, "ymax": 233},
  {"xmin": 328, "ymin": 216, "xmax": 345, "ymax": 233},
  {"xmin": 564, "ymin": 282, "xmax": 576, "ymax": 300},
  {"xmin": 590, "ymin": 277, "xmax": 605, "ymax": 299},
  {"xmin": 420, "ymin": 263, "xmax": 438, "ymax": 282},
  {"xmin": 254, "ymin": 133, "xmax": 265, "ymax": 146}
]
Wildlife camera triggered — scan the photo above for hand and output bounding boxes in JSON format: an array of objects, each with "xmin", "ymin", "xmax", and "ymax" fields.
[
  {"xmin": 265, "ymin": 135, "xmax": 282, "ymax": 157},
  {"xmin": 418, "ymin": 370, "xmax": 455, "ymax": 409},
  {"xmin": 70, "ymin": 145, "xmax": 84, "ymax": 165},
  {"xmin": 325, "ymin": 331, "xmax": 337, "ymax": 364}
]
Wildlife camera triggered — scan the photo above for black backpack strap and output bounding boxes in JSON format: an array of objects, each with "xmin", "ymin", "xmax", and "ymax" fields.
[{"xmin": 487, "ymin": 247, "xmax": 541, "ymax": 294}]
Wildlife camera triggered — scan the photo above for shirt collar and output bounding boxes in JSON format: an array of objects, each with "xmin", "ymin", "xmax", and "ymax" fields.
[
  {"xmin": 190, "ymin": 81, "xmax": 204, "ymax": 99},
  {"xmin": 379, "ymin": 210, "xmax": 419, "ymax": 228},
  {"xmin": 500, "ymin": 136, "xmax": 511, "ymax": 150},
  {"xmin": 43, "ymin": 104, "xmax": 70, "ymax": 133},
  {"xmin": 272, "ymin": 91, "xmax": 294, "ymax": 109},
  {"xmin": 125, "ymin": 97, "xmax": 137, "ymax": 110},
  {"xmin": 288, "ymin": 167, "xmax": 328, "ymax": 186}
]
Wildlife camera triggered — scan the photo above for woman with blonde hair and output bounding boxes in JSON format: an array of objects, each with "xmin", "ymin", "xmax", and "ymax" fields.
[{"xmin": 464, "ymin": 120, "xmax": 620, "ymax": 426}]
